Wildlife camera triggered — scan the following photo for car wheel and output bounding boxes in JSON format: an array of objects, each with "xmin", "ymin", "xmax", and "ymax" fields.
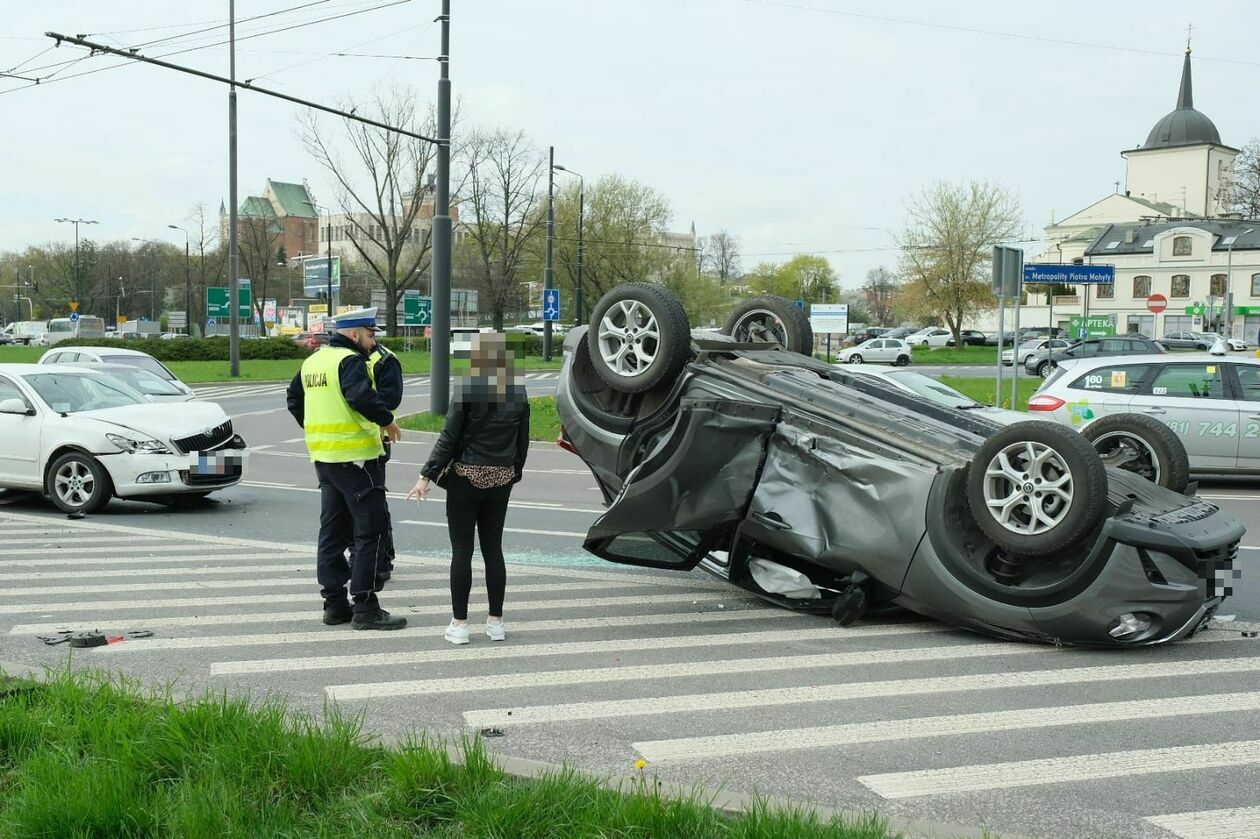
[
  {"xmin": 586, "ymin": 283, "xmax": 691, "ymax": 394},
  {"xmin": 722, "ymin": 295, "xmax": 813, "ymax": 355},
  {"xmin": 46, "ymin": 451, "xmax": 113, "ymax": 515},
  {"xmin": 1037, "ymin": 361, "xmax": 1053, "ymax": 378},
  {"xmin": 965, "ymin": 422, "xmax": 1107, "ymax": 557},
  {"xmin": 894, "ymin": 355, "xmax": 910, "ymax": 366},
  {"xmin": 849, "ymin": 354, "xmax": 863, "ymax": 364},
  {"xmin": 1080, "ymin": 413, "xmax": 1190, "ymax": 493}
]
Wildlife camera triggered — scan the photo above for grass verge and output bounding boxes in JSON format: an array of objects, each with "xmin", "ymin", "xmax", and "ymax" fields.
[
  {"xmin": 0, "ymin": 669, "xmax": 892, "ymax": 838},
  {"xmin": 909, "ymin": 346, "xmax": 998, "ymax": 364},
  {"xmin": 939, "ymin": 376, "xmax": 1041, "ymax": 412},
  {"xmin": 400, "ymin": 395, "xmax": 562, "ymax": 442}
]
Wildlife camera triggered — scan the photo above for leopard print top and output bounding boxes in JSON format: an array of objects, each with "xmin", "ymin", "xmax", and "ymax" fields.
[{"xmin": 453, "ymin": 462, "xmax": 516, "ymax": 489}]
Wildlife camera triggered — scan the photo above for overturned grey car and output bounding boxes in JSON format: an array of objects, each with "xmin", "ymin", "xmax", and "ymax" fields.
[{"xmin": 556, "ymin": 283, "xmax": 1244, "ymax": 646}]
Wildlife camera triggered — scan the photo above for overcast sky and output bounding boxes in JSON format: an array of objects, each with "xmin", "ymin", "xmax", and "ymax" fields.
[{"xmin": 4, "ymin": 0, "xmax": 1259, "ymax": 289}]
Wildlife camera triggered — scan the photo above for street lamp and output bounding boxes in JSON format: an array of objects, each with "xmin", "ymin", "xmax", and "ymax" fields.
[
  {"xmin": 131, "ymin": 238, "xmax": 160, "ymax": 322},
  {"xmin": 1226, "ymin": 227, "xmax": 1255, "ymax": 340},
  {"xmin": 553, "ymin": 164, "xmax": 584, "ymax": 326},
  {"xmin": 53, "ymin": 217, "xmax": 98, "ymax": 308},
  {"xmin": 168, "ymin": 225, "xmax": 192, "ymax": 334}
]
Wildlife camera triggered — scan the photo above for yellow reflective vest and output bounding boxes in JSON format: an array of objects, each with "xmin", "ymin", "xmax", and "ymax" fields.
[{"xmin": 300, "ymin": 347, "xmax": 385, "ymax": 463}]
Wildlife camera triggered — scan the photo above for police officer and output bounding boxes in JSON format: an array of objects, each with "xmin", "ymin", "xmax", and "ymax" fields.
[
  {"xmin": 365, "ymin": 331, "xmax": 403, "ymax": 582},
  {"xmin": 286, "ymin": 307, "xmax": 406, "ymax": 630}
]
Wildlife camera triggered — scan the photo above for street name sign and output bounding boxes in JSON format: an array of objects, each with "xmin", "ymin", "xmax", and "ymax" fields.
[{"xmin": 1024, "ymin": 264, "xmax": 1116, "ymax": 285}]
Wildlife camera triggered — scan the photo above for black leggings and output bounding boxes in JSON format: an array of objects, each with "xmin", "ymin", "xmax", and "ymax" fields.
[{"xmin": 445, "ymin": 473, "xmax": 511, "ymax": 620}]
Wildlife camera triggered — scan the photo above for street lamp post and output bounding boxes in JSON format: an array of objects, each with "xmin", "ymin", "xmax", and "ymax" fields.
[
  {"xmin": 131, "ymin": 238, "xmax": 160, "ymax": 323},
  {"xmin": 1226, "ymin": 227, "xmax": 1255, "ymax": 341},
  {"xmin": 54, "ymin": 217, "xmax": 98, "ymax": 307},
  {"xmin": 543, "ymin": 146, "xmax": 555, "ymax": 361},
  {"xmin": 553, "ymin": 164, "xmax": 584, "ymax": 326},
  {"xmin": 169, "ymin": 225, "xmax": 191, "ymax": 334}
]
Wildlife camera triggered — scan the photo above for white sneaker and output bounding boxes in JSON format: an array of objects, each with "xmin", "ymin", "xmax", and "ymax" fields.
[
  {"xmin": 486, "ymin": 619, "xmax": 507, "ymax": 642},
  {"xmin": 445, "ymin": 621, "xmax": 470, "ymax": 645}
]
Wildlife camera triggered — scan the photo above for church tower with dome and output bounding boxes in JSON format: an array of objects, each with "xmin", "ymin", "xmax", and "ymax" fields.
[{"xmin": 1121, "ymin": 49, "xmax": 1238, "ymax": 217}]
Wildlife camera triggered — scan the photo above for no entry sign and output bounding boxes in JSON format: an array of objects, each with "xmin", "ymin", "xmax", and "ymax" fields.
[{"xmin": 1147, "ymin": 293, "xmax": 1168, "ymax": 314}]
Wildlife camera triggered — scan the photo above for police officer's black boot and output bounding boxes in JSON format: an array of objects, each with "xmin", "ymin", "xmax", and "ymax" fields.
[
  {"xmin": 351, "ymin": 608, "xmax": 408, "ymax": 631},
  {"xmin": 322, "ymin": 601, "xmax": 353, "ymax": 626}
]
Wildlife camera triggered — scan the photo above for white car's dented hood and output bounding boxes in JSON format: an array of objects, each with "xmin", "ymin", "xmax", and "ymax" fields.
[{"xmin": 75, "ymin": 401, "xmax": 229, "ymax": 443}]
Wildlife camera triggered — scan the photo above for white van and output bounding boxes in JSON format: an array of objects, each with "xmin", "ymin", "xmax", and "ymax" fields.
[
  {"xmin": 46, "ymin": 316, "xmax": 108, "ymax": 347},
  {"xmin": 2, "ymin": 321, "xmax": 49, "ymax": 345}
]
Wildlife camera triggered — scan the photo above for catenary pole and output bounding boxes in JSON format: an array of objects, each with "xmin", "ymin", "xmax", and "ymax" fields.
[
  {"xmin": 430, "ymin": 0, "xmax": 452, "ymax": 414},
  {"xmin": 227, "ymin": 0, "xmax": 241, "ymax": 375},
  {"xmin": 543, "ymin": 145, "xmax": 555, "ymax": 361}
]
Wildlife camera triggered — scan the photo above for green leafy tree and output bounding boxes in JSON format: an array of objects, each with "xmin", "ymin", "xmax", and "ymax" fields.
[{"xmin": 743, "ymin": 254, "xmax": 838, "ymax": 307}]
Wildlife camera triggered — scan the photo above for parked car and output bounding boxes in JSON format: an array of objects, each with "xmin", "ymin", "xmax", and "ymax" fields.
[
  {"xmin": 1024, "ymin": 335, "xmax": 1166, "ymax": 378},
  {"xmin": 1018, "ymin": 327, "xmax": 1065, "ymax": 341},
  {"xmin": 159, "ymin": 332, "xmax": 190, "ymax": 340},
  {"xmin": 3, "ymin": 321, "xmax": 49, "ymax": 346},
  {"xmin": 983, "ymin": 332, "xmax": 1018, "ymax": 347},
  {"xmin": 902, "ymin": 327, "xmax": 944, "ymax": 347},
  {"xmin": 880, "ymin": 327, "xmax": 918, "ymax": 341},
  {"xmin": 846, "ymin": 327, "xmax": 888, "ymax": 346},
  {"xmin": 53, "ymin": 362, "xmax": 195, "ymax": 403},
  {"xmin": 0, "ymin": 332, "xmax": 13, "ymax": 346},
  {"xmin": 292, "ymin": 331, "xmax": 330, "ymax": 351},
  {"xmin": 840, "ymin": 365, "xmax": 1025, "ymax": 424},
  {"xmin": 1160, "ymin": 331, "xmax": 1215, "ymax": 351},
  {"xmin": 946, "ymin": 330, "xmax": 988, "ymax": 347},
  {"xmin": 1031, "ymin": 351, "xmax": 1260, "ymax": 478},
  {"xmin": 37, "ymin": 347, "xmax": 196, "ymax": 399},
  {"xmin": 556, "ymin": 284, "xmax": 1239, "ymax": 647},
  {"xmin": 1002, "ymin": 338, "xmax": 1071, "ymax": 367},
  {"xmin": 838, "ymin": 337, "xmax": 912, "ymax": 366},
  {"xmin": 0, "ymin": 365, "xmax": 246, "ymax": 512},
  {"xmin": 1198, "ymin": 332, "xmax": 1248, "ymax": 352}
]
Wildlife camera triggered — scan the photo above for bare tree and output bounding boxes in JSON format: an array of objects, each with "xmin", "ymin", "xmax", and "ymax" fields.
[
  {"xmin": 459, "ymin": 129, "xmax": 547, "ymax": 329},
  {"xmin": 898, "ymin": 181, "xmax": 1023, "ymax": 346},
  {"xmin": 700, "ymin": 229, "xmax": 741, "ymax": 282},
  {"xmin": 862, "ymin": 266, "xmax": 899, "ymax": 326},
  {"xmin": 237, "ymin": 215, "xmax": 283, "ymax": 326},
  {"xmin": 302, "ymin": 87, "xmax": 440, "ymax": 332},
  {"xmin": 187, "ymin": 203, "xmax": 226, "ymax": 332},
  {"xmin": 1225, "ymin": 138, "xmax": 1260, "ymax": 218}
]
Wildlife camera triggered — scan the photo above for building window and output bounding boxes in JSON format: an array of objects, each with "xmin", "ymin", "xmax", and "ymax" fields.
[
  {"xmin": 1171, "ymin": 274, "xmax": 1190, "ymax": 298},
  {"xmin": 1096, "ymin": 283, "xmax": 1115, "ymax": 299},
  {"xmin": 1172, "ymin": 236, "xmax": 1192, "ymax": 256},
  {"xmin": 1133, "ymin": 275, "xmax": 1152, "ymax": 298},
  {"xmin": 1210, "ymin": 274, "xmax": 1227, "ymax": 297},
  {"xmin": 1252, "ymin": 273, "xmax": 1260, "ymax": 297}
]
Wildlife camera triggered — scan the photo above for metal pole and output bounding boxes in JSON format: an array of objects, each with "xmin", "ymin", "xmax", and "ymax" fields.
[
  {"xmin": 576, "ymin": 184, "xmax": 585, "ymax": 326},
  {"xmin": 326, "ymin": 218, "xmax": 332, "ymax": 314},
  {"xmin": 184, "ymin": 240, "xmax": 191, "ymax": 333},
  {"xmin": 227, "ymin": 0, "xmax": 240, "ymax": 375},
  {"xmin": 1011, "ymin": 269, "xmax": 1022, "ymax": 409},
  {"xmin": 995, "ymin": 291, "xmax": 1005, "ymax": 409},
  {"xmin": 1226, "ymin": 230, "xmax": 1253, "ymax": 341},
  {"xmin": 543, "ymin": 145, "xmax": 555, "ymax": 361},
  {"xmin": 430, "ymin": 0, "xmax": 452, "ymax": 414},
  {"xmin": 73, "ymin": 222, "xmax": 80, "ymax": 306}
]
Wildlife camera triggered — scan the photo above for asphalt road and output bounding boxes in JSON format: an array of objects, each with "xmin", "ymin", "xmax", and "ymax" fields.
[{"xmin": 1, "ymin": 374, "xmax": 1259, "ymax": 838}]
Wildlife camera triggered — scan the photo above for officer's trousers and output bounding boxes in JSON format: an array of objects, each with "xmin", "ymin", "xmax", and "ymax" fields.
[{"xmin": 314, "ymin": 460, "xmax": 390, "ymax": 613}]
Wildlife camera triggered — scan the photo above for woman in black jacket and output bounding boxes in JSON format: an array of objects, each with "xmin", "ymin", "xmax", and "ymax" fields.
[{"xmin": 408, "ymin": 333, "xmax": 530, "ymax": 645}]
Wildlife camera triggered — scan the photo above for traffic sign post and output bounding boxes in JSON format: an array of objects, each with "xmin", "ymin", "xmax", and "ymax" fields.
[
  {"xmin": 403, "ymin": 293, "xmax": 433, "ymax": 328},
  {"xmin": 810, "ymin": 303, "xmax": 848, "ymax": 361},
  {"xmin": 542, "ymin": 288, "xmax": 561, "ymax": 323},
  {"xmin": 1069, "ymin": 315, "xmax": 1116, "ymax": 339},
  {"xmin": 69, "ymin": 311, "xmax": 79, "ymax": 323},
  {"xmin": 69, "ymin": 300, "xmax": 79, "ymax": 312},
  {"xmin": 993, "ymin": 246, "xmax": 1025, "ymax": 410},
  {"xmin": 206, "ymin": 283, "xmax": 251, "ymax": 326},
  {"xmin": 1147, "ymin": 293, "xmax": 1168, "ymax": 314}
]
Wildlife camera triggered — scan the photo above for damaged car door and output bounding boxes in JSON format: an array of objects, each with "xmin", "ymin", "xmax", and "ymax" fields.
[{"xmin": 583, "ymin": 398, "xmax": 780, "ymax": 569}]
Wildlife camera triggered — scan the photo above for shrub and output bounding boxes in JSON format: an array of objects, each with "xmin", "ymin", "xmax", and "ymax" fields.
[{"xmin": 59, "ymin": 338, "xmax": 309, "ymax": 361}]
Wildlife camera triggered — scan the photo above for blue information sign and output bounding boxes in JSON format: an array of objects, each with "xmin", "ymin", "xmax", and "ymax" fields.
[
  {"xmin": 69, "ymin": 312, "xmax": 79, "ymax": 323},
  {"xmin": 793, "ymin": 299, "xmax": 805, "ymax": 310},
  {"xmin": 1023, "ymin": 264, "xmax": 1115, "ymax": 285},
  {"xmin": 206, "ymin": 317, "xmax": 217, "ymax": 328},
  {"xmin": 542, "ymin": 288, "xmax": 561, "ymax": 323}
]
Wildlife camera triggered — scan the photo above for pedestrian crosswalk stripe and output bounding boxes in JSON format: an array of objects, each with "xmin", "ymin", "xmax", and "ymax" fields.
[
  {"xmin": 1, "ymin": 544, "xmax": 264, "ymax": 557},
  {"xmin": 213, "ymin": 625, "xmax": 944, "ymax": 676},
  {"xmin": 9, "ymin": 574, "xmax": 435, "ymax": 596},
  {"xmin": 98, "ymin": 608, "xmax": 803, "ymax": 654},
  {"xmin": 857, "ymin": 739, "xmax": 1260, "ymax": 799},
  {"xmin": 0, "ymin": 535, "xmax": 168, "ymax": 547},
  {"xmin": 634, "ymin": 691, "xmax": 1260, "ymax": 763},
  {"xmin": 327, "ymin": 638, "xmax": 1041, "ymax": 701},
  {"xmin": 3, "ymin": 580, "xmax": 680, "ymax": 615},
  {"xmin": 10, "ymin": 592, "xmax": 752, "ymax": 635},
  {"xmin": 460, "ymin": 649, "xmax": 1259, "ymax": 729},
  {"xmin": 1145, "ymin": 805, "xmax": 1260, "ymax": 838},
  {"xmin": 19, "ymin": 565, "xmax": 437, "ymax": 581},
  {"xmin": 4, "ymin": 552, "xmax": 292, "ymax": 568}
]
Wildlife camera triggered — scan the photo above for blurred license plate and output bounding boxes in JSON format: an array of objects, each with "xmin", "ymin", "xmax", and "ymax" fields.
[{"xmin": 192, "ymin": 452, "xmax": 242, "ymax": 476}]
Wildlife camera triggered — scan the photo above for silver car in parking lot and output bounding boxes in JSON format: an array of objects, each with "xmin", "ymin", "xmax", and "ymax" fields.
[{"xmin": 1030, "ymin": 352, "xmax": 1260, "ymax": 474}]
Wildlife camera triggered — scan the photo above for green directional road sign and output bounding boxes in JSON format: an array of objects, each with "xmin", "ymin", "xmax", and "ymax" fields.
[
  {"xmin": 206, "ymin": 283, "xmax": 252, "ymax": 321},
  {"xmin": 1069, "ymin": 314, "xmax": 1116, "ymax": 339},
  {"xmin": 403, "ymin": 294, "xmax": 432, "ymax": 327}
]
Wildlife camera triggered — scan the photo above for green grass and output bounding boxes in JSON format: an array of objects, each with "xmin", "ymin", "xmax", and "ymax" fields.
[
  {"xmin": 909, "ymin": 345, "xmax": 998, "ymax": 364},
  {"xmin": 939, "ymin": 375, "xmax": 1041, "ymax": 412},
  {"xmin": 0, "ymin": 345, "xmax": 45, "ymax": 363},
  {"xmin": 400, "ymin": 396, "xmax": 562, "ymax": 442},
  {"xmin": 0, "ymin": 669, "xmax": 893, "ymax": 838}
]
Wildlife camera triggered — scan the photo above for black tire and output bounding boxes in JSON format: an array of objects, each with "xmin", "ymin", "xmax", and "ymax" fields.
[
  {"xmin": 966, "ymin": 421, "xmax": 1107, "ymax": 558},
  {"xmin": 722, "ymin": 295, "xmax": 813, "ymax": 355},
  {"xmin": 1196, "ymin": 343, "xmax": 1209, "ymax": 351},
  {"xmin": 45, "ymin": 451, "xmax": 113, "ymax": 515},
  {"xmin": 586, "ymin": 283, "xmax": 691, "ymax": 394},
  {"xmin": 894, "ymin": 354, "xmax": 910, "ymax": 367},
  {"xmin": 848, "ymin": 354, "xmax": 863, "ymax": 364},
  {"xmin": 1037, "ymin": 360, "xmax": 1053, "ymax": 378},
  {"xmin": 1080, "ymin": 413, "xmax": 1190, "ymax": 493}
]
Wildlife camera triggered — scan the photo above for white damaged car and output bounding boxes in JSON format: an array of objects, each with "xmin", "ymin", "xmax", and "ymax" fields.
[{"xmin": 0, "ymin": 364, "xmax": 247, "ymax": 513}]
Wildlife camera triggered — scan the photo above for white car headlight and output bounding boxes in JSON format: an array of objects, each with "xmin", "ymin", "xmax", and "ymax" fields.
[{"xmin": 106, "ymin": 433, "xmax": 172, "ymax": 455}]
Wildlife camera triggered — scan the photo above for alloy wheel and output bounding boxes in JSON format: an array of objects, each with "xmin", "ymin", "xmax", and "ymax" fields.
[
  {"xmin": 54, "ymin": 460, "xmax": 95, "ymax": 509},
  {"xmin": 982, "ymin": 441, "xmax": 1074, "ymax": 535},
  {"xmin": 597, "ymin": 299, "xmax": 660, "ymax": 378}
]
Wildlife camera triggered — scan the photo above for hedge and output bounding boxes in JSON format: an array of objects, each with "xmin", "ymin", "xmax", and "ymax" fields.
[
  {"xmin": 377, "ymin": 333, "xmax": 547, "ymax": 357},
  {"xmin": 56, "ymin": 338, "xmax": 308, "ymax": 361}
]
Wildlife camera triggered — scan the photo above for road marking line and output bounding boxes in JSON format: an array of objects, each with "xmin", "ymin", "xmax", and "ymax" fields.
[
  {"xmin": 5, "ymin": 572, "xmax": 444, "ymax": 595},
  {"xmin": 634, "ymin": 691, "xmax": 1260, "ymax": 764},
  {"xmin": 17, "ymin": 564, "xmax": 438, "ymax": 581},
  {"xmin": 461, "ymin": 648, "xmax": 1260, "ymax": 728},
  {"xmin": 0, "ymin": 552, "xmax": 292, "ymax": 568},
  {"xmin": 214, "ymin": 624, "xmax": 943, "ymax": 676},
  {"xmin": 857, "ymin": 739, "xmax": 1260, "ymax": 800},
  {"xmin": 3, "ymin": 580, "xmax": 663, "ymax": 615},
  {"xmin": 232, "ymin": 408, "xmax": 287, "ymax": 418},
  {"xmin": 327, "ymin": 638, "xmax": 1044, "ymax": 701},
  {"xmin": 9, "ymin": 592, "xmax": 740, "ymax": 634},
  {"xmin": 402, "ymin": 520, "xmax": 588, "ymax": 538},
  {"xmin": 98, "ymin": 608, "xmax": 802, "ymax": 653},
  {"xmin": 0, "ymin": 536, "xmax": 169, "ymax": 547},
  {"xmin": 1, "ymin": 545, "xmax": 267, "ymax": 557},
  {"xmin": 1145, "ymin": 805, "xmax": 1260, "ymax": 838}
]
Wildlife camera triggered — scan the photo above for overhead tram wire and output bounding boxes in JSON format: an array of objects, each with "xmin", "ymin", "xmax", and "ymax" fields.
[
  {"xmin": 1, "ymin": 1, "xmax": 413, "ymax": 97},
  {"xmin": 244, "ymin": 16, "xmax": 435, "ymax": 84}
]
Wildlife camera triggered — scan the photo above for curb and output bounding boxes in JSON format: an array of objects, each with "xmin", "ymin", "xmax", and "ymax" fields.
[{"xmin": 400, "ymin": 429, "xmax": 561, "ymax": 450}]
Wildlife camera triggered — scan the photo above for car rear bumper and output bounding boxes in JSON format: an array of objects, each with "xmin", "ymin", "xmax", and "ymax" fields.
[{"xmin": 102, "ymin": 442, "xmax": 248, "ymax": 497}]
